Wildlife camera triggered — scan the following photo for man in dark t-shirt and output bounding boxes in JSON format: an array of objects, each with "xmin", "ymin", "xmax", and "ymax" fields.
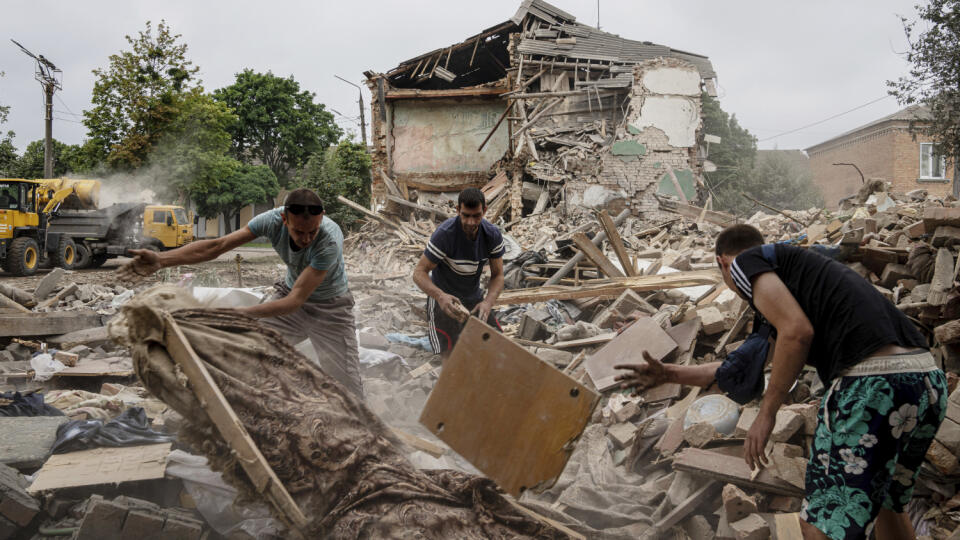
[
  {"xmin": 412, "ymin": 188, "xmax": 505, "ymax": 355},
  {"xmin": 616, "ymin": 224, "xmax": 945, "ymax": 540}
]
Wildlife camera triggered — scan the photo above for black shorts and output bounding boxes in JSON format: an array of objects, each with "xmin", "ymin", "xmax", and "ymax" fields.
[{"xmin": 426, "ymin": 296, "xmax": 501, "ymax": 354}]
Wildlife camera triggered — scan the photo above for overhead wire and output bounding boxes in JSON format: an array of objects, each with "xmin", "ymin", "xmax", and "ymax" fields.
[{"xmin": 758, "ymin": 95, "xmax": 891, "ymax": 142}]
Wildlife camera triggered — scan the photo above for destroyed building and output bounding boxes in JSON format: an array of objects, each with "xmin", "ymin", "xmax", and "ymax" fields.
[{"xmin": 364, "ymin": 0, "xmax": 718, "ymax": 219}]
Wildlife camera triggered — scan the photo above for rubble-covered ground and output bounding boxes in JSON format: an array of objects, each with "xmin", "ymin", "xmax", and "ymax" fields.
[{"xmin": 4, "ymin": 181, "xmax": 960, "ymax": 539}]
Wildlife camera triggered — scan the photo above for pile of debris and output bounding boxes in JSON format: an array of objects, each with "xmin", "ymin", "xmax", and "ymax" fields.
[{"xmin": 337, "ymin": 176, "xmax": 960, "ymax": 538}]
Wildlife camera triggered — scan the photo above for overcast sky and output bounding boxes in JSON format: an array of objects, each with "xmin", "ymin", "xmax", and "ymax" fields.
[{"xmin": 0, "ymin": 0, "xmax": 923, "ymax": 155}]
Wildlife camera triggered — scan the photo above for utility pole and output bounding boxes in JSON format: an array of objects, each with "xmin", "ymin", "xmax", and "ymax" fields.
[
  {"xmin": 334, "ymin": 75, "xmax": 367, "ymax": 148},
  {"xmin": 12, "ymin": 40, "xmax": 62, "ymax": 178}
]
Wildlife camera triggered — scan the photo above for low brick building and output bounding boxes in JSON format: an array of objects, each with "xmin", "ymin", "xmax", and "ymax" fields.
[{"xmin": 806, "ymin": 105, "xmax": 956, "ymax": 208}]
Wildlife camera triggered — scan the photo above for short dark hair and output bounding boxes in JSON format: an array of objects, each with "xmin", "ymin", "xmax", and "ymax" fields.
[
  {"xmin": 715, "ymin": 224, "xmax": 764, "ymax": 256},
  {"xmin": 458, "ymin": 187, "xmax": 485, "ymax": 209},
  {"xmin": 284, "ymin": 188, "xmax": 323, "ymax": 207}
]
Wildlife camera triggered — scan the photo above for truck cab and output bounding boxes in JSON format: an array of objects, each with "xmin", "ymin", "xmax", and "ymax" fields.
[{"xmin": 143, "ymin": 205, "xmax": 194, "ymax": 249}]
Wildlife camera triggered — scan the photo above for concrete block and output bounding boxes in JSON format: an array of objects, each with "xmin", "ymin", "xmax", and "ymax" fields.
[
  {"xmin": 933, "ymin": 225, "xmax": 960, "ymax": 248},
  {"xmin": 771, "ymin": 410, "xmax": 805, "ymax": 443},
  {"xmin": 683, "ymin": 422, "xmax": 718, "ymax": 448},
  {"xmin": 923, "ymin": 207, "xmax": 960, "ymax": 229},
  {"xmin": 936, "ymin": 418, "xmax": 960, "ymax": 455},
  {"xmin": 161, "ymin": 516, "xmax": 203, "ymax": 540},
  {"xmin": 904, "ymin": 220, "xmax": 926, "ymax": 239},
  {"xmin": 75, "ymin": 496, "xmax": 129, "ymax": 540},
  {"xmin": 729, "ymin": 513, "xmax": 770, "ymax": 540},
  {"xmin": 121, "ymin": 509, "xmax": 165, "ymax": 540},
  {"xmin": 722, "ymin": 483, "xmax": 757, "ymax": 523},
  {"xmin": 0, "ymin": 416, "xmax": 71, "ymax": 470},
  {"xmin": 34, "ymin": 267, "xmax": 65, "ymax": 300},
  {"xmin": 782, "ymin": 403, "xmax": 818, "ymax": 436},
  {"xmin": 880, "ymin": 263, "xmax": 913, "ymax": 289},
  {"xmin": 0, "ymin": 463, "xmax": 38, "ymax": 527},
  {"xmin": 607, "ymin": 422, "xmax": 638, "ymax": 449},
  {"xmin": 926, "ymin": 439, "xmax": 959, "ymax": 475},
  {"xmin": 534, "ymin": 348, "xmax": 574, "ymax": 368},
  {"xmin": 699, "ymin": 306, "xmax": 726, "ymax": 335},
  {"xmin": 735, "ymin": 408, "xmax": 760, "ymax": 437}
]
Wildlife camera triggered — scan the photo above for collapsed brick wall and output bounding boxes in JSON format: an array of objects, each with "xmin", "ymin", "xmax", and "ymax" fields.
[{"xmin": 563, "ymin": 57, "xmax": 703, "ymax": 221}]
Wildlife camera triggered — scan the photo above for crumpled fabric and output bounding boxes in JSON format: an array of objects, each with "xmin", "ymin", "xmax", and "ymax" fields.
[
  {"xmin": 523, "ymin": 424, "xmax": 661, "ymax": 539},
  {"xmin": 0, "ymin": 391, "xmax": 64, "ymax": 417},
  {"xmin": 113, "ymin": 287, "xmax": 569, "ymax": 539},
  {"xmin": 51, "ymin": 406, "xmax": 175, "ymax": 454},
  {"xmin": 45, "ymin": 389, "xmax": 125, "ymax": 420}
]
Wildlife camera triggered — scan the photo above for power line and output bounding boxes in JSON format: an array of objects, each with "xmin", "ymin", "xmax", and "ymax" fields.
[
  {"xmin": 758, "ymin": 95, "xmax": 891, "ymax": 142},
  {"xmin": 55, "ymin": 94, "xmax": 80, "ymax": 117}
]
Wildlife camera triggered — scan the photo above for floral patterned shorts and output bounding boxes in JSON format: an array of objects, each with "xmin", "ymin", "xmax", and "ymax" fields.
[{"xmin": 802, "ymin": 365, "xmax": 947, "ymax": 539}]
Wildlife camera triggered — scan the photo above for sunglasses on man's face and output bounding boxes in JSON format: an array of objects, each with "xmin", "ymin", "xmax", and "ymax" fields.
[{"xmin": 286, "ymin": 204, "xmax": 323, "ymax": 216}]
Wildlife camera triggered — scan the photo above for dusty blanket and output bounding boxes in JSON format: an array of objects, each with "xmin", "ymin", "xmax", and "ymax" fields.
[{"xmin": 114, "ymin": 289, "xmax": 567, "ymax": 539}]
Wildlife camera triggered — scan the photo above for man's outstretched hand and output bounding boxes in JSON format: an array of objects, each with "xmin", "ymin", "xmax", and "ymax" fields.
[
  {"xmin": 117, "ymin": 249, "xmax": 162, "ymax": 283},
  {"xmin": 614, "ymin": 351, "xmax": 670, "ymax": 395}
]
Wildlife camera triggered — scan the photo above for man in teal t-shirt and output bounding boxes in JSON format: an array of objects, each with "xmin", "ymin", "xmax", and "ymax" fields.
[{"xmin": 119, "ymin": 188, "xmax": 362, "ymax": 397}]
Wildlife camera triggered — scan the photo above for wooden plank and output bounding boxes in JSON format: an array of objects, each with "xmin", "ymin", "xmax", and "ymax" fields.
[
  {"xmin": 544, "ymin": 209, "xmax": 630, "ymax": 286},
  {"xmin": 553, "ymin": 333, "xmax": 617, "ymax": 349},
  {"xmin": 653, "ymin": 480, "xmax": 720, "ymax": 533},
  {"xmin": 162, "ymin": 313, "xmax": 308, "ymax": 529},
  {"xmin": 659, "ymin": 199, "xmax": 738, "ymax": 227},
  {"xmin": 598, "ymin": 210, "xmax": 635, "ymax": 277},
  {"xmin": 36, "ymin": 283, "xmax": 78, "ymax": 310},
  {"xmin": 337, "ymin": 195, "xmax": 414, "ymax": 243},
  {"xmin": 379, "ymin": 170, "xmax": 404, "ymax": 199},
  {"xmin": 391, "ymin": 427, "xmax": 446, "ymax": 458},
  {"xmin": 0, "ymin": 292, "xmax": 30, "ymax": 313},
  {"xmin": 420, "ymin": 317, "xmax": 599, "ymax": 496},
  {"xmin": 571, "ymin": 232, "xmax": 624, "ymax": 278},
  {"xmin": 585, "ymin": 317, "xmax": 677, "ymax": 392},
  {"xmin": 505, "ymin": 498, "xmax": 586, "ymax": 540},
  {"xmin": 46, "ymin": 326, "xmax": 110, "ymax": 347},
  {"xmin": 0, "ymin": 310, "xmax": 101, "ymax": 337},
  {"xmin": 495, "ymin": 270, "xmax": 720, "ymax": 306},
  {"xmin": 385, "ymin": 87, "xmax": 508, "ymax": 99},
  {"xmin": 385, "ymin": 195, "xmax": 453, "ymax": 219},
  {"xmin": 672, "ymin": 448, "xmax": 805, "ymax": 497},
  {"xmin": 29, "ymin": 443, "xmax": 171, "ymax": 493},
  {"xmin": 664, "ymin": 164, "xmax": 689, "ymax": 204}
]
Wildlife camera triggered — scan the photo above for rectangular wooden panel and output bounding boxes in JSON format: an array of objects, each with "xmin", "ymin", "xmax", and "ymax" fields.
[
  {"xmin": 420, "ymin": 317, "xmax": 599, "ymax": 496},
  {"xmin": 585, "ymin": 317, "xmax": 677, "ymax": 391}
]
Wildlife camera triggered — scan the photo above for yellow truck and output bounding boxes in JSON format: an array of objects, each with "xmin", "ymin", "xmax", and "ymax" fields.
[{"xmin": 0, "ymin": 178, "xmax": 194, "ymax": 276}]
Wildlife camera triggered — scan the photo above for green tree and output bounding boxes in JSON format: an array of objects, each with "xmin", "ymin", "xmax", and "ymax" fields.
[
  {"xmin": 296, "ymin": 140, "xmax": 371, "ymax": 229},
  {"xmin": 888, "ymin": 0, "xmax": 960, "ymax": 161},
  {"xmin": 144, "ymin": 90, "xmax": 240, "ymax": 203},
  {"xmin": 745, "ymin": 152, "xmax": 824, "ymax": 211},
  {"xmin": 213, "ymin": 70, "xmax": 341, "ymax": 185},
  {"xmin": 0, "ymin": 71, "xmax": 8, "ymax": 125},
  {"xmin": 0, "ymin": 72, "xmax": 15, "ymax": 177},
  {"xmin": 193, "ymin": 164, "xmax": 279, "ymax": 233},
  {"xmin": 701, "ymin": 93, "xmax": 759, "ymax": 215},
  {"xmin": 83, "ymin": 20, "xmax": 199, "ymax": 169},
  {"xmin": 12, "ymin": 139, "xmax": 85, "ymax": 178},
  {"xmin": 0, "ymin": 132, "xmax": 16, "ymax": 178}
]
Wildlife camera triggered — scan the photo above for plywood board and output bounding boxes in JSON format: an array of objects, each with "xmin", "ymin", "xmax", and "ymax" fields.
[
  {"xmin": 585, "ymin": 317, "xmax": 677, "ymax": 391},
  {"xmin": 28, "ymin": 443, "xmax": 171, "ymax": 493},
  {"xmin": 420, "ymin": 317, "xmax": 599, "ymax": 496}
]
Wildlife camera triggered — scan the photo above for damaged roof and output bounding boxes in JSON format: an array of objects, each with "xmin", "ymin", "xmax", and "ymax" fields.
[
  {"xmin": 378, "ymin": 0, "xmax": 716, "ymax": 90},
  {"xmin": 512, "ymin": 0, "xmax": 716, "ymax": 79}
]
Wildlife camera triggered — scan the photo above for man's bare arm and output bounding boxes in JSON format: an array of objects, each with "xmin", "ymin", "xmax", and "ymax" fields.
[
  {"xmin": 413, "ymin": 254, "xmax": 465, "ymax": 319},
  {"xmin": 118, "ymin": 227, "xmax": 256, "ymax": 280},
  {"xmin": 745, "ymin": 271, "xmax": 814, "ymax": 469},
  {"xmin": 473, "ymin": 257, "xmax": 505, "ymax": 322},
  {"xmin": 236, "ymin": 266, "xmax": 327, "ymax": 319}
]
